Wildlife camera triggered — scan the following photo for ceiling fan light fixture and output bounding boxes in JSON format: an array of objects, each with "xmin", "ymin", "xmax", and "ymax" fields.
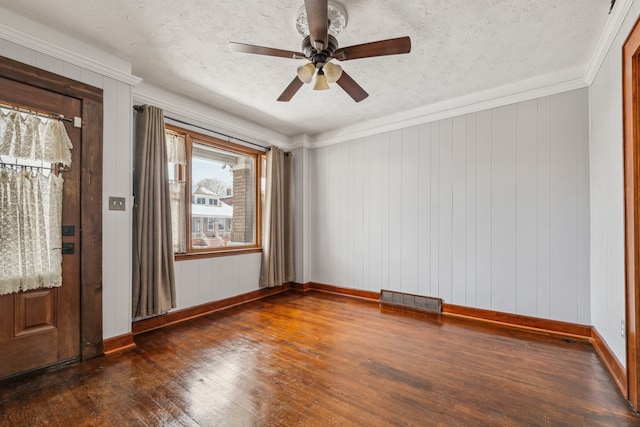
[
  {"xmin": 297, "ymin": 63, "xmax": 316, "ymax": 84},
  {"xmin": 323, "ymin": 62, "xmax": 343, "ymax": 83},
  {"xmin": 313, "ymin": 69, "xmax": 330, "ymax": 91}
]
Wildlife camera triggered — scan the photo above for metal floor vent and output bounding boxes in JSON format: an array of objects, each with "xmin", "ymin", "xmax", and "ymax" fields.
[{"xmin": 379, "ymin": 290, "xmax": 443, "ymax": 313}]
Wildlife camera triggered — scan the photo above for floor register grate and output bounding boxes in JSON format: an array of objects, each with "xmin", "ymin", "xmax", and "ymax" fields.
[{"xmin": 379, "ymin": 290, "xmax": 443, "ymax": 313}]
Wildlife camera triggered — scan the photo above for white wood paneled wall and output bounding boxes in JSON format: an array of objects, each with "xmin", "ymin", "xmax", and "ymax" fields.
[
  {"xmin": 310, "ymin": 88, "xmax": 590, "ymax": 324},
  {"xmin": 293, "ymin": 147, "xmax": 312, "ymax": 285},
  {"xmin": 0, "ymin": 38, "xmax": 134, "ymax": 340},
  {"xmin": 588, "ymin": 1, "xmax": 640, "ymax": 369},
  {"xmin": 173, "ymin": 253, "xmax": 261, "ymax": 310}
]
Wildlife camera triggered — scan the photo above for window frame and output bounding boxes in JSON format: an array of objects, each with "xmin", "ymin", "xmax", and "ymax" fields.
[{"xmin": 166, "ymin": 123, "xmax": 264, "ymax": 260}]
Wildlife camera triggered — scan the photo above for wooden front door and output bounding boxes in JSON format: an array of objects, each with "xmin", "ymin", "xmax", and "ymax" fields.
[{"xmin": 0, "ymin": 76, "xmax": 82, "ymax": 379}]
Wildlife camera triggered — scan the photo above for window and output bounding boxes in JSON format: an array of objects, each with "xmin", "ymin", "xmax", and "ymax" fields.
[{"xmin": 166, "ymin": 124, "xmax": 263, "ymax": 258}]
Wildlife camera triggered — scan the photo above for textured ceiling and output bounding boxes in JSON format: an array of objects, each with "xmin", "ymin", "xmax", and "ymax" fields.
[{"xmin": 0, "ymin": 0, "xmax": 609, "ymax": 137}]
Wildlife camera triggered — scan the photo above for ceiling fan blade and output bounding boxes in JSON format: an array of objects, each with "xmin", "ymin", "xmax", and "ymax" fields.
[
  {"xmin": 333, "ymin": 36, "xmax": 412, "ymax": 61},
  {"xmin": 229, "ymin": 42, "xmax": 305, "ymax": 59},
  {"xmin": 277, "ymin": 77, "xmax": 304, "ymax": 102},
  {"xmin": 305, "ymin": 0, "xmax": 328, "ymax": 50},
  {"xmin": 335, "ymin": 71, "xmax": 368, "ymax": 103}
]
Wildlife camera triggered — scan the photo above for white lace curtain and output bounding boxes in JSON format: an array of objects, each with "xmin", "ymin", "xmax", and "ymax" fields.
[
  {"xmin": 166, "ymin": 130, "xmax": 186, "ymax": 253},
  {"xmin": 0, "ymin": 108, "xmax": 72, "ymax": 295},
  {"xmin": 0, "ymin": 110, "xmax": 72, "ymax": 164},
  {"xmin": 169, "ymin": 180, "xmax": 186, "ymax": 253},
  {"xmin": 165, "ymin": 132, "xmax": 186, "ymax": 165}
]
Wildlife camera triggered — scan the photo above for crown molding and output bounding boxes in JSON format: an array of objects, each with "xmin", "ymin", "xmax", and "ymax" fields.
[
  {"xmin": 584, "ymin": 0, "xmax": 635, "ymax": 85},
  {"xmin": 0, "ymin": 3, "xmax": 624, "ymax": 151},
  {"xmin": 303, "ymin": 1, "xmax": 639, "ymax": 149},
  {"xmin": 0, "ymin": 8, "xmax": 141, "ymax": 86},
  {"xmin": 308, "ymin": 67, "xmax": 587, "ymax": 148},
  {"xmin": 288, "ymin": 134, "xmax": 314, "ymax": 150},
  {"xmin": 134, "ymin": 83, "xmax": 292, "ymax": 150}
]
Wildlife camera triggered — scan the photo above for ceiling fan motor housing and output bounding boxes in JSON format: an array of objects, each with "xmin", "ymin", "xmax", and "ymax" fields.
[{"xmin": 302, "ymin": 35, "xmax": 339, "ymax": 68}]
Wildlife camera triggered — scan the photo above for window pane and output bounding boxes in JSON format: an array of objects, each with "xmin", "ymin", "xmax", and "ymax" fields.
[{"xmin": 191, "ymin": 141, "xmax": 255, "ymax": 249}]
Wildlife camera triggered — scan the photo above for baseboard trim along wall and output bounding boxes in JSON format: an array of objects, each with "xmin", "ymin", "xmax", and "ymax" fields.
[
  {"xmin": 298, "ymin": 282, "xmax": 625, "ymax": 397},
  {"xmin": 116, "ymin": 281, "xmax": 626, "ymax": 398},
  {"xmin": 131, "ymin": 284, "xmax": 293, "ymax": 335},
  {"xmin": 103, "ymin": 333, "xmax": 136, "ymax": 355},
  {"xmin": 591, "ymin": 327, "xmax": 627, "ymax": 397},
  {"xmin": 300, "ymin": 283, "xmax": 592, "ymax": 337},
  {"xmin": 295, "ymin": 282, "xmax": 380, "ymax": 301},
  {"xmin": 442, "ymin": 303, "xmax": 593, "ymax": 340}
]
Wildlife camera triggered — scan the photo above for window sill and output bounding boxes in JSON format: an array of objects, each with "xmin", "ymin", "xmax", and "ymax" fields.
[{"xmin": 174, "ymin": 247, "xmax": 262, "ymax": 261}]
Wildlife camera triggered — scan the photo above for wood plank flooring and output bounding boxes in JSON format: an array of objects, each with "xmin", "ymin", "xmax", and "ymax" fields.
[{"xmin": 1, "ymin": 291, "xmax": 638, "ymax": 426}]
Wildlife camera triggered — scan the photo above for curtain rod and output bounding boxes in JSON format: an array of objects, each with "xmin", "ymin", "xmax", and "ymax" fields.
[
  {"xmin": 133, "ymin": 105, "xmax": 269, "ymax": 151},
  {"xmin": 0, "ymin": 101, "xmax": 73, "ymax": 123},
  {"xmin": 0, "ymin": 159, "xmax": 66, "ymax": 173}
]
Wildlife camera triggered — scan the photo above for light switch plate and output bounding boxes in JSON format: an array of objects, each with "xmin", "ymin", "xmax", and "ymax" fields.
[{"xmin": 109, "ymin": 196, "xmax": 126, "ymax": 211}]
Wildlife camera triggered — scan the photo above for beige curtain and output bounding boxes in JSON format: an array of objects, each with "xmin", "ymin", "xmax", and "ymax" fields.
[
  {"xmin": 259, "ymin": 146, "xmax": 294, "ymax": 287},
  {"xmin": 132, "ymin": 105, "xmax": 176, "ymax": 317}
]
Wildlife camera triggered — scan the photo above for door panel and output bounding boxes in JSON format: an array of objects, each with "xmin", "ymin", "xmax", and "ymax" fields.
[
  {"xmin": 0, "ymin": 76, "xmax": 82, "ymax": 379},
  {"xmin": 14, "ymin": 290, "xmax": 57, "ymax": 337}
]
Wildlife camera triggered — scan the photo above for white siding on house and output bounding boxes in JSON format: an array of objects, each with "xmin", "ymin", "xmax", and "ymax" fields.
[
  {"xmin": 589, "ymin": 1, "xmax": 640, "ymax": 369},
  {"xmin": 309, "ymin": 88, "xmax": 591, "ymax": 324}
]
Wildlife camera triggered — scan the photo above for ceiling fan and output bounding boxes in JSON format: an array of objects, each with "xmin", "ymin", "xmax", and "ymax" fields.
[{"xmin": 229, "ymin": 0, "xmax": 411, "ymax": 103}]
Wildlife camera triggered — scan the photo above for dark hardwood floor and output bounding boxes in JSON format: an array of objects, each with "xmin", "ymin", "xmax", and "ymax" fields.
[{"xmin": 1, "ymin": 291, "xmax": 638, "ymax": 426}]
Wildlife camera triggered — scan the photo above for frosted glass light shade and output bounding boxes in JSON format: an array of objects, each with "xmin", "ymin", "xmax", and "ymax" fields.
[
  {"xmin": 296, "ymin": 63, "xmax": 315, "ymax": 84},
  {"xmin": 323, "ymin": 62, "xmax": 343, "ymax": 83},
  {"xmin": 313, "ymin": 70, "xmax": 330, "ymax": 90}
]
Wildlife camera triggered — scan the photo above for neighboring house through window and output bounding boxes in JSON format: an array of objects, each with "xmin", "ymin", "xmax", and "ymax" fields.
[{"xmin": 166, "ymin": 125, "xmax": 263, "ymax": 257}]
